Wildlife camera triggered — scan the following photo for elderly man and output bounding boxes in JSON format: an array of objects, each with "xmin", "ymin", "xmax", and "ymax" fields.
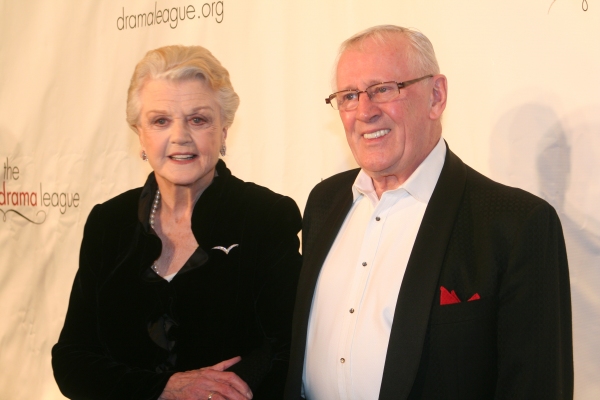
[{"xmin": 285, "ymin": 25, "xmax": 573, "ymax": 399}]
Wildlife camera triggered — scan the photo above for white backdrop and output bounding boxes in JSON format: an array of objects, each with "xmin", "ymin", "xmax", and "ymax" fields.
[{"xmin": 0, "ymin": 1, "xmax": 599, "ymax": 398}]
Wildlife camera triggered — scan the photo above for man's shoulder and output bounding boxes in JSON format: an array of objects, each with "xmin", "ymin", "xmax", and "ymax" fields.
[
  {"xmin": 307, "ymin": 168, "xmax": 360, "ymax": 202},
  {"xmin": 462, "ymin": 164, "xmax": 552, "ymax": 217},
  {"xmin": 302, "ymin": 168, "xmax": 359, "ymax": 226}
]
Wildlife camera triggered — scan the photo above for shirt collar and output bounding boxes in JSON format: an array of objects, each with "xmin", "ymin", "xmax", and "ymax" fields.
[{"xmin": 352, "ymin": 137, "xmax": 446, "ymax": 205}]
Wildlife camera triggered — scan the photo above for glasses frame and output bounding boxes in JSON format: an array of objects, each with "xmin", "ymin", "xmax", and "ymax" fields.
[{"xmin": 325, "ymin": 74, "xmax": 434, "ymax": 110}]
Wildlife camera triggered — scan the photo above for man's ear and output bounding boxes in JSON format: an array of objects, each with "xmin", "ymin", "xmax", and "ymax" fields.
[{"xmin": 429, "ymin": 74, "xmax": 448, "ymax": 120}]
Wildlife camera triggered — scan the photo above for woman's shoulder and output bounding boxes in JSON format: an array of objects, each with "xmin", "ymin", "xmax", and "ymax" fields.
[
  {"xmin": 87, "ymin": 187, "xmax": 143, "ymax": 228},
  {"xmin": 102, "ymin": 186, "xmax": 143, "ymax": 205},
  {"xmin": 216, "ymin": 160, "xmax": 296, "ymax": 209},
  {"xmin": 221, "ymin": 176, "xmax": 302, "ymax": 241},
  {"xmin": 226, "ymin": 175, "xmax": 297, "ymax": 211}
]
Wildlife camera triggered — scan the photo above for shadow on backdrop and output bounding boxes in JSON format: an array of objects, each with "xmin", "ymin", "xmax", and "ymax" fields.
[{"xmin": 491, "ymin": 102, "xmax": 600, "ymax": 399}]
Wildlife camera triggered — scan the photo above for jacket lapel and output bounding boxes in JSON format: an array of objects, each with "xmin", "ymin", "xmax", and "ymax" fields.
[
  {"xmin": 286, "ymin": 172, "xmax": 356, "ymax": 399},
  {"xmin": 379, "ymin": 147, "xmax": 467, "ymax": 399},
  {"xmin": 301, "ymin": 194, "xmax": 354, "ymax": 295}
]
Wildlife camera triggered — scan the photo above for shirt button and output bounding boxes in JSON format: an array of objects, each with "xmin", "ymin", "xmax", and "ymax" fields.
[
  {"xmin": 340, "ymin": 358, "xmax": 345, "ymax": 363},
  {"xmin": 362, "ymin": 262, "xmax": 367, "ymax": 267},
  {"xmin": 349, "ymin": 308, "xmax": 355, "ymax": 313},
  {"xmin": 376, "ymin": 216, "xmax": 381, "ymax": 221}
]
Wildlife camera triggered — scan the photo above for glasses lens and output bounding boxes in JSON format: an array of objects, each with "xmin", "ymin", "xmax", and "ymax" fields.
[
  {"xmin": 334, "ymin": 91, "xmax": 359, "ymax": 111},
  {"xmin": 367, "ymin": 82, "xmax": 400, "ymax": 103}
]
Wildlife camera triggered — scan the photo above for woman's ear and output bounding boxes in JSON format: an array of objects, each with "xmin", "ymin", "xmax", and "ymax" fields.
[{"xmin": 137, "ymin": 126, "xmax": 145, "ymax": 146}]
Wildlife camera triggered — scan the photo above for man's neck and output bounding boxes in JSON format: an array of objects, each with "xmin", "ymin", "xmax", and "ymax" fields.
[
  {"xmin": 371, "ymin": 174, "xmax": 404, "ymax": 198},
  {"xmin": 369, "ymin": 134, "xmax": 443, "ymax": 198}
]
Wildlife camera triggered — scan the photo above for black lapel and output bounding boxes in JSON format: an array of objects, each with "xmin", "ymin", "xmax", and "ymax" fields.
[
  {"xmin": 300, "ymin": 194, "xmax": 355, "ymax": 298},
  {"xmin": 285, "ymin": 171, "xmax": 356, "ymax": 399},
  {"xmin": 378, "ymin": 147, "xmax": 467, "ymax": 399}
]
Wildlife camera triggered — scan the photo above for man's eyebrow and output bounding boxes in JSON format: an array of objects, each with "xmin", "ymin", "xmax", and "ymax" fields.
[{"xmin": 334, "ymin": 86, "xmax": 357, "ymax": 92}]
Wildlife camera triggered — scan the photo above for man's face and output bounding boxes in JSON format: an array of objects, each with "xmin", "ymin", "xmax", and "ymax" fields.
[{"xmin": 336, "ymin": 37, "xmax": 445, "ymax": 182}]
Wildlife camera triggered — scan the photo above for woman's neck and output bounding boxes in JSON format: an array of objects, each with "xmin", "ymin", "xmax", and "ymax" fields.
[
  {"xmin": 150, "ymin": 177, "xmax": 213, "ymax": 277},
  {"xmin": 155, "ymin": 176, "xmax": 213, "ymax": 223},
  {"xmin": 159, "ymin": 188, "xmax": 199, "ymax": 223}
]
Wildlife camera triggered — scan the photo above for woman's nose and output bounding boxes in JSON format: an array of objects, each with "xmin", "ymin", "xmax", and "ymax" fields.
[{"xmin": 170, "ymin": 120, "xmax": 192, "ymax": 143}]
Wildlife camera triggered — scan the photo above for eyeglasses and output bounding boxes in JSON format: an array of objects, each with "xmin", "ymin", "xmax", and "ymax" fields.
[{"xmin": 325, "ymin": 75, "xmax": 433, "ymax": 111}]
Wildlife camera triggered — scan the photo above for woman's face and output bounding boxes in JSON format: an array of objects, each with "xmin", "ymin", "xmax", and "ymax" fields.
[{"xmin": 137, "ymin": 78, "xmax": 226, "ymax": 194}]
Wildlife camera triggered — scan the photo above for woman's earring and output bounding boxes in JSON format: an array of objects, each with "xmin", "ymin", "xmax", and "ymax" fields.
[
  {"xmin": 141, "ymin": 151, "xmax": 148, "ymax": 161},
  {"xmin": 220, "ymin": 144, "xmax": 226, "ymax": 157}
]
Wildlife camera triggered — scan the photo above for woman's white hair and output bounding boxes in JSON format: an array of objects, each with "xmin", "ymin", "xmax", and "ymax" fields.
[
  {"xmin": 126, "ymin": 45, "xmax": 240, "ymax": 132},
  {"xmin": 333, "ymin": 25, "xmax": 440, "ymax": 89}
]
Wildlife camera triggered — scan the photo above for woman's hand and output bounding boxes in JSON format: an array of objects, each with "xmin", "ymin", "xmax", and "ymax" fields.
[{"xmin": 158, "ymin": 356, "xmax": 253, "ymax": 400}]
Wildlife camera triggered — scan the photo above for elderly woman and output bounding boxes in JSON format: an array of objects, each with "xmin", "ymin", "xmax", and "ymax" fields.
[{"xmin": 52, "ymin": 45, "xmax": 302, "ymax": 400}]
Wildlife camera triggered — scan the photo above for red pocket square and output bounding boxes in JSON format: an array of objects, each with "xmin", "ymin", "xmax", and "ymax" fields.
[
  {"xmin": 440, "ymin": 286, "xmax": 481, "ymax": 305},
  {"xmin": 468, "ymin": 293, "xmax": 481, "ymax": 301},
  {"xmin": 440, "ymin": 286, "xmax": 461, "ymax": 305}
]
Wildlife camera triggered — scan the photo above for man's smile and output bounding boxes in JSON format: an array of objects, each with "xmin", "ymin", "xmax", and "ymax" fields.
[{"xmin": 363, "ymin": 129, "xmax": 390, "ymax": 140}]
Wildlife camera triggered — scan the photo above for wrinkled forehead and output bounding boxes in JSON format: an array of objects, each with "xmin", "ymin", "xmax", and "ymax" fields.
[{"xmin": 140, "ymin": 74, "xmax": 210, "ymax": 94}]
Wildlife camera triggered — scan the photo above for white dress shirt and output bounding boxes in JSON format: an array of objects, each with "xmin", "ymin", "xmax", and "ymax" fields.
[{"xmin": 303, "ymin": 138, "xmax": 446, "ymax": 400}]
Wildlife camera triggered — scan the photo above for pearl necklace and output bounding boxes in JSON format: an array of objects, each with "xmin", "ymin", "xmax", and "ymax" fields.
[
  {"xmin": 150, "ymin": 189, "xmax": 160, "ymax": 274},
  {"xmin": 149, "ymin": 188, "xmax": 160, "ymax": 230}
]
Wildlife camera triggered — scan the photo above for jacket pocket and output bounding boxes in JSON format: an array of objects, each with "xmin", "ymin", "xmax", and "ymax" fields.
[{"xmin": 429, "ymin": 297, "xmax": 493, "ymax": 325}]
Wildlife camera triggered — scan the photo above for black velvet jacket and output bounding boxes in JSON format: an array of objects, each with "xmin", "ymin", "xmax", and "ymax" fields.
[
  {"xmin": 52, "ymin": 160, "xmax": 302, "ymax": 399},
  {"xmin": 285, "ymin": 146, "xmax": 573, "ymax": 399}
]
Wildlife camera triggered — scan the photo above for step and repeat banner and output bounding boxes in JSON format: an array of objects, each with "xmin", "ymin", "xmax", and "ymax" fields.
[{"xmin": 0, "ymin": 0, "xmax": 598, "ymax": 398}]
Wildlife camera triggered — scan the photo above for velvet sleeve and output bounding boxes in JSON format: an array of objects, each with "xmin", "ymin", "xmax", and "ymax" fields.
[
  {"xmin": 227, "ymin": 195, "xmax": 303, "ymax": 398},
  {"xmin": 51, "ymin": 204, "xmax": 174, "ymax": 400},
  {"xmin": 495, "ymin": 203, "xmax": 573, "ymax": 399}
]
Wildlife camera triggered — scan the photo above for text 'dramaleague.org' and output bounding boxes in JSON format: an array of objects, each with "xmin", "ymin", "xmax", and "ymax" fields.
[{"xmin": 117, "ymin": 1, "xmax": 224, "ymax": 30}]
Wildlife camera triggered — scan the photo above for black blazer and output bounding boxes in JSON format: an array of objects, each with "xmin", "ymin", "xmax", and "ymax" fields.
[
  {"xmin": 285, "ymin": 146, "xmax": 573, "ymax": 399},
  {"xmin": 53, "ymin": 160, "xmax": 302, "ymax": 399}
]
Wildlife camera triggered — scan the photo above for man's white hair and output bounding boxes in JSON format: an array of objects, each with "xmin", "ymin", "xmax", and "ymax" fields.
[{"xmin": 333, "ymin": 25, "xmax": 440, "ymax": 89}]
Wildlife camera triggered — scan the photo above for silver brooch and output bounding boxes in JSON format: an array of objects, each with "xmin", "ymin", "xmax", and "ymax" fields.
[{"xmin": 212, "ymin": 244, "xmax": 239, "ymax": 254}]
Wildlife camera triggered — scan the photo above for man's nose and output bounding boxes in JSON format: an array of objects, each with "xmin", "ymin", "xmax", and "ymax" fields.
[{"xmin": 355, "ymin": 91, "xmax": 380, "ymax": 122}]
